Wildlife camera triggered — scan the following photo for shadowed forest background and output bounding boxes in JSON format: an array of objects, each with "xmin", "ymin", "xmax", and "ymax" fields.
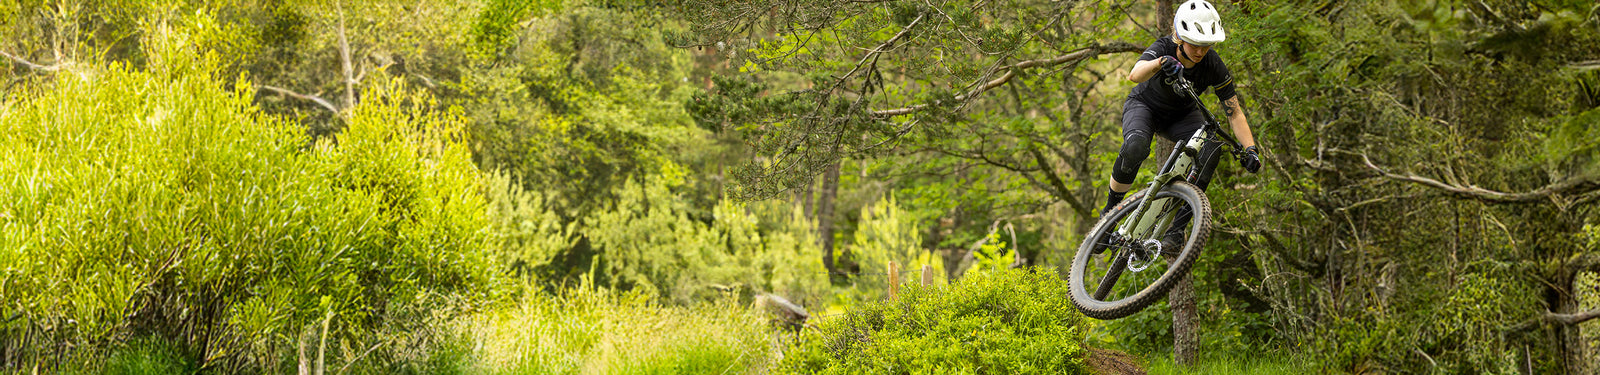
[{"xmin": 1, "ymin": 0, "xmax": 1598, "ymax": 373}]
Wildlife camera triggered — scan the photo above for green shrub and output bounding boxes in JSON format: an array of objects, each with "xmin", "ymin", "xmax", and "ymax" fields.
[
  {"xmin": 778, "ymin": 268, "xmax": 1091, "ymax": 374},
  {"xmin": 483, "ymin": 169, "xmax": 574, "ymax": 277},
  {"xmin": 0, "ymin": 43, "xmax": 494, "ymax": 371},
  {"xmin": 581, "ymin": 176, "xmax": 829, "ymax": 305}
]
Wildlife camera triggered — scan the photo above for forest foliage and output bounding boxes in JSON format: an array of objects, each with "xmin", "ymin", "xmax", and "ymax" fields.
[{"xmin": 0, "ymin": 0, "xmax": 1597, "ymax": 374}]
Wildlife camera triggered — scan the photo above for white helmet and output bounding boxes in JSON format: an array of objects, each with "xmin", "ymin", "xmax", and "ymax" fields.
[{"xmin": 1174, "ymin": 0, "xmax": 1226, "ymax": 46}]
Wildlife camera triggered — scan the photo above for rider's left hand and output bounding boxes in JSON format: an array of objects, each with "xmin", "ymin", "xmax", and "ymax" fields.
[{"xmin": 1240, "ymin": 146, "xmax": 1261, "ymax": 173}]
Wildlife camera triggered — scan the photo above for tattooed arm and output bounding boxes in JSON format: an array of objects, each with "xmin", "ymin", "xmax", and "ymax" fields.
[{"xmin": 1222, "ymin": 96, "xmax": 1256, "ymax": 149}]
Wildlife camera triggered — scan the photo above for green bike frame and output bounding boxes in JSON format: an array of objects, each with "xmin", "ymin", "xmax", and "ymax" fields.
[{"xmin": 1113, "ymin": 76, "xmax": 1243, "ymax": 243}]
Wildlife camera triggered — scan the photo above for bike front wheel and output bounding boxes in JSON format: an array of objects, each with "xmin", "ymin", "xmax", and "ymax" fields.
[{"xmin": 1069, "ymin": 181, "xmax": 1212, "ymax": 320}]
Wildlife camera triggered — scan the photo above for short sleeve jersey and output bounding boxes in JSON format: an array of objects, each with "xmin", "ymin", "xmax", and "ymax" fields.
[{"xmin": 1129, "ymin": 36, "xmax": 1237, "ymax": 112}]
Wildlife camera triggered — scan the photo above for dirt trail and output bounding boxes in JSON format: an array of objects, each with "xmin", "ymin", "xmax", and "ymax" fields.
[{"xmin": 1087, "ymin": 347, "xmax": 1147, "ymax": 375}]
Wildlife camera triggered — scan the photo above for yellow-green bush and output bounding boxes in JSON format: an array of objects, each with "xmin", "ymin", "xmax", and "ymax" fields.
[
  {"xmin": 777, "ymin": 268, "xmax": 1091, "ymax": 374},
  {"xmin": 0, "ymin": 52, "xmax": 494, "ymax": 371}
]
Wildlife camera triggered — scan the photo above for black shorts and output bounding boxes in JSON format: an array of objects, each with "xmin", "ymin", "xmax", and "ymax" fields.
[
  {"xmin": 1112, "ymin": 98, "xmax": 1223, "ymax": 189},
  {"xmin": 1122, "ymin": 99, "xmax": 1207, "ymax": 144}
]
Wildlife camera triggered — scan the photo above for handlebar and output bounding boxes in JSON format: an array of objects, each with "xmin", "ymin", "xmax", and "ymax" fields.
[{"xmin": 1171, "ymin": 75, "xmax": 1246, "ymax": 158}]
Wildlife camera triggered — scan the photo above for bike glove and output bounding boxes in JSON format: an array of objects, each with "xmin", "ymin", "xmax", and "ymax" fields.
[
  {"xmin": 1240, "ymin": 146, "xmax": 1261, "ymax": 173},
  {"xmin": 1158, "ymin": 56, "xmax": 1184, "ymax": 77}
]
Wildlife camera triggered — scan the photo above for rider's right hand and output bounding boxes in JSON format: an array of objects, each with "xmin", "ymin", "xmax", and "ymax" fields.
[
  {"xmin": 1239, "ymin": 146, "xmax": 1261, "ymax": 173},
  {"xmin": 1158, "ymin": 56, "xmax": 1184, "ymax": 77}
]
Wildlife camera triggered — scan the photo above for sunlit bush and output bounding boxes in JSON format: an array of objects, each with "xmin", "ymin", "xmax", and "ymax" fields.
[
  {"xmin": 0, "ymin": 50, "xmax": 494, "ymax": 371},
  {"xmin": 777, "ymin": 268, "xmax": 1090, "ymax": 374}
]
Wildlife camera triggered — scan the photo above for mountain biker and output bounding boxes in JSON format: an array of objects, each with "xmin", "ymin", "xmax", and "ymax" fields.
[{"xmin": 1099, "ymin": 0, "xmax": 1261, "ymax": 246}]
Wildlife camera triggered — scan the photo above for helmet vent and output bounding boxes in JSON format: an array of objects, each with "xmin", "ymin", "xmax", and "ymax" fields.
[{"xmin": 1175, "ymin": 0, "xmax": 1225, "ymax": 45}]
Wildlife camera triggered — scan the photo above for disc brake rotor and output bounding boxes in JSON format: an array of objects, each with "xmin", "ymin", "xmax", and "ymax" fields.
[{"xmin": 1127, "ymin": 239, "xmax": 1163, "ymax": 272}]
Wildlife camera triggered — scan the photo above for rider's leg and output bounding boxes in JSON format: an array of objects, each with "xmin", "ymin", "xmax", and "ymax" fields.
[
  {"xmin": 1159, "ymin": 109, "xmax": 1223, "ymax": 245},
  {"xmin": 1103, "ymin": 99, "xmax": 1159, "ymax": 216}
]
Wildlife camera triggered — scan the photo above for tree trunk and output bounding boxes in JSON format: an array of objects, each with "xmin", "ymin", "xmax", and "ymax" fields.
[
  {"xmin": 1156, "ymin": 133, "xmax": 1200, "ymax": 367},
  {"xmin": 1157, "ymin": 0, "xmax": 1176, "ymax": 37},
  {"xmin": 1556, "ymin": 270, "xmax": 1588, "ymax": 375},
  {"xmin": 797, "ymin": 180, "xmax": 814, "ymax": 225},
  {"xmin": 817, "ymin": 162, "xmax": 841, "ymax": 278},
  {"xmin": 1170, "ymin": 271, "xmax": 1199, "ymax": 365}
]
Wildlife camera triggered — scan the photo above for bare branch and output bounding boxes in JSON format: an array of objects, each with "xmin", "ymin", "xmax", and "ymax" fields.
[
  {"xmin": 1508, "ymin": 308, "xmax": 1600, "ymax": 333},
  {"xmin": 1028, "ymin": 147, "xmax": 1092, "ymax": 219},
  {"xmin": 871, "ymin": 42, "xmax": 1143, "ymax": 117},
  {"xmin": 1570, "ymin": 60, "xmax": 1600, "ymax": 71},
  {"xmin": 337, "ymin": 0, "xmax": 356, "ymax": 109},
  {"xmin": 1355, "ymin": 152, "xmax": 1600, "ymax": 207},
  {"xmin": 0, "ymin": 50, "xmax": 62, "ymax": 71},
  {"xmin": 1547, "ymin": 309, "xmax": 1600, "ymax": 325},
  {"xmin": 258, "ymin": 85, "xmax": 341, "ymax": 114}
]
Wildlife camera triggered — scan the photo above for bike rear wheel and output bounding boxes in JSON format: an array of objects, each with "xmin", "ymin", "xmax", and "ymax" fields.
[{"xmin": 1069, "ymin": 181, "xmax": 1212, "ymax": 320}]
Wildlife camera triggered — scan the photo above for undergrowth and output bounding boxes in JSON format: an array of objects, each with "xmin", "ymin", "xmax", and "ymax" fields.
[{"xmin": 777, "ymin": 268, "xmax": 1092, "ymax": 374}]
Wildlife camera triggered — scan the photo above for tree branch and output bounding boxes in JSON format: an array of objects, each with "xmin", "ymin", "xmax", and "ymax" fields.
[
  {"xmin": 827, "ymin": 13, "xmax": 925, "ymax": 98},
  {"xmin": 871, "ymin": 41, "xmax": 1143, "ymax": 117},
  {"xmin": 259, "ymin": 85, "xmax": 341, "ymax": 114},
  {"xmin": 0, "ymin": 50, "xmax": 62, "ymax": 71},
  {"xmin": 1547, "ymin": 309, "xmax": 1600, "ymax": 325},
  {"xmin": 1355, "ymin": 152, "xmax": 1600, "ymax": 207},
  {"xmin": 1027, "ymin": 146, "xmax": 1092, "ymax": 219},
  {"xmin": 1508, "ymin": 309, "xmax": 1600, "ymax": 333},
  {"xmin": 337, "ymin": 0, "xmax": 356, "ymax": 109},
  {"xmin": 1570, "ymin": 60, "xmax": 1600, "ymax": 71}
]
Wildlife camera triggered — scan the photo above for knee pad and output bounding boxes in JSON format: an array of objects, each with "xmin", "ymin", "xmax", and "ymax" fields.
[{"xmin": 1112, "ymin": 130, "xmax": 1152, "ymax": 185}]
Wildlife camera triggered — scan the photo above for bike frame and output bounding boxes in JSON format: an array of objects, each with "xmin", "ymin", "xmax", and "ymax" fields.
[{"xmin": 1113, "ymin": 77, "xmax": 1244, "ymax": 242}]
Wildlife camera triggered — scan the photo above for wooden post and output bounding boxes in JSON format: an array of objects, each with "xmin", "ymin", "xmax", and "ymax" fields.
[
  {"xmin": 887, "ymin": 261, "xmax": 900, "ymax": 299},
  {"xmin": 921, "ymin": 264, "xmax": 934, "ymax": 286}
]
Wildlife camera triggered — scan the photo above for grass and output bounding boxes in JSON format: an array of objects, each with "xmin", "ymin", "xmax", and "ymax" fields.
[
  {"xmin": 46, "ymin": 284, "xmax": 777, "ymax": 374},
  {"xmin": 100, "ymin": 338, "xmax": 195, "ymax": 375},
  {"xmin": 450, "ymin": 283, "xmax": 776, "ymax": 374},
  {"xmin": 1141, "ymin": 352, "xmax": 1323, "ymax": 375}
]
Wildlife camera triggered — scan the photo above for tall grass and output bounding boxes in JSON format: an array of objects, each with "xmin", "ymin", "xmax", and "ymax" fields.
[{"xmin": 449, "ymin": 282, "xmax": 775, "ymax": 374}]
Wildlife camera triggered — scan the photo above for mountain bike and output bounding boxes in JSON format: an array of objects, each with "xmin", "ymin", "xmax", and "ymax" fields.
[{"xmin": 1068, "ymin": 75, "xmax": 1249, "ymax": 320}]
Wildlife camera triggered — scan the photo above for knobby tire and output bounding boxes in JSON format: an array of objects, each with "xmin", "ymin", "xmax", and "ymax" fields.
[{"xmin": 1069, "ymin": 181, "xmax": 1212, "ymax": 320}]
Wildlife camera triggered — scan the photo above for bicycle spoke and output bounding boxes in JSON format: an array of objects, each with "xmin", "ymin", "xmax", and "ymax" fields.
[
  {"xmin": 1091, "ymin": 253, "xmax": 1126, "ymax": 300},
  {"xmin": 1071, "ymin": 182, "xmax": 1213, "ymax": 319}
]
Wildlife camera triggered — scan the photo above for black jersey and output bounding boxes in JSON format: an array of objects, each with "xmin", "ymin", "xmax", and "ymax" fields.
[{"xmin": 1129, "ymin": 36, "xmax": 1237, "ymax": 112}]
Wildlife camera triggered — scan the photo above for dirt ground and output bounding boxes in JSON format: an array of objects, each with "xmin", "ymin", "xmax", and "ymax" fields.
[{"xmin": 1087, "ymin": 347, "xmax": 1148, "ymax": 375}]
